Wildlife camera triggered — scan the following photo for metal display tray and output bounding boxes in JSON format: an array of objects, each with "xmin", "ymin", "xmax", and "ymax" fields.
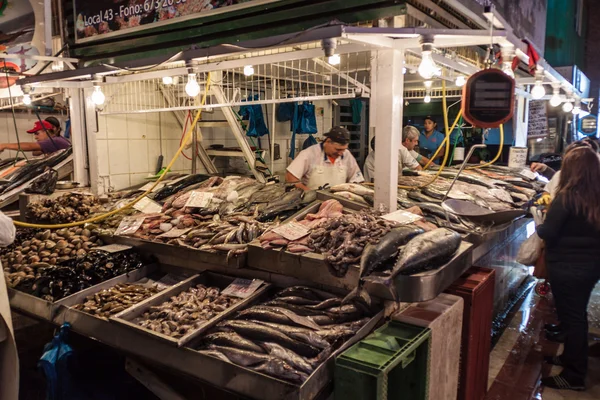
[
  {"xmin": 8, "ymin": 265, "xmax": 155, "ymax": 322},
  {"xmin": 110, "ymin": 272, "xmax": 271, "ymax": 347},
  {"xmin": 99, "ymin": 234, "xmax": 247, "ymax": 269},
  {"xmin": 185, "ymin": 286, "xmax": 384, "ymax": 400},
  {"xmin": 248, "ymin": 201, "xmax": 474, "ymax": 302}
]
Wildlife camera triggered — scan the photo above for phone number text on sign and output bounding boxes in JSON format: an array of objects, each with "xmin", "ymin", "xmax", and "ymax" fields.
[{"xmin": 82, "ymin": 0, "xmax": 187, "ymax": 27}]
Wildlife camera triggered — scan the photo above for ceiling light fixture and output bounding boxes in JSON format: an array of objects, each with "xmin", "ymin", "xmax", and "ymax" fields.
[
  {"xmin": 418, "ymin": 36, "xmax": 439, "ymax": 80},
  {"xmin": 91, "ymin": 85, "xmax": 105, "ymax": 105},
  {"xmin": 185, "ymin": 73, "xmax": 200, "ymax": 97}
]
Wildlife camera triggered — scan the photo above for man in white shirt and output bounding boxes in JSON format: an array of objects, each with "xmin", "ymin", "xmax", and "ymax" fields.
[
  {"xmin": 363, "ymin": 126, "xmax": 424, "ymax": 182},
  {"xmin": 286, "ymin": 126, "xmax": 364, "ymax": 190},
  {"xmin": 402, "ymin": 125, "xmax": 433, "ymax": 168}
]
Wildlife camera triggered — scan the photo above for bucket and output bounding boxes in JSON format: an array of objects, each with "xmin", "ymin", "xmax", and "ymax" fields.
[
  {"xmin": 508, "ymin": 147, "xmax": 528, "ymax": 168},
  {"xmin": 453, "ymin": 147, "xmax": 465, "ymax": 161}
]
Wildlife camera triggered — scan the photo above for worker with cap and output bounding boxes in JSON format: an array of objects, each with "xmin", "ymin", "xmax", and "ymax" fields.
[
  {"xmin": 0, "ymin": 119, "xmax": 70, "ymax": 156},
  {"xmin": 44, "ymin": 116, "xmax": 62, "ymax": 136},
  {"xmin": 419, "ymin": 116, "xmax": 445, "ymax": 161},
  {"xmin": 286, "ymin": 126, "xmax": 364, "ymax": 191}
]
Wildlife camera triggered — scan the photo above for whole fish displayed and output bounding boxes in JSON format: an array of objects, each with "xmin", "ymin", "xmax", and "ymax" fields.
[
  {"xmin": 135, "ymin": 284, "xmax": 240, "ymax": 339},
  {"xmin": 197, "ymin": 286, "xmax": 373, "ymax": 384},
  {"xmin": 363, "ymin": 228, "xmax": 461, "ymax": 299},
  {"xmin": 330, "ymin": 183, "xmax": 374, "ymax": 196},
  {"xmin": 152, "ymin": 174, "xmax": 215, "ymax": 201}
]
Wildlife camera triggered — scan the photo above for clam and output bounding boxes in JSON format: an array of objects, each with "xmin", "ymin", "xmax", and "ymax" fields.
[
  {"xmin": 41, "ymin": 230, "xmax": 51, "ymax": 240},
  {"xmin": 45, "ymin": 240, "xmax": 56, "ymax": 250},
  {"xmin": 81, "ymin": 229, "xmax": 91, "ymax": 238},
  {"xmin": 56, "ymin": 240, "xmax": 68, "ymax": 249},
  {"xmin": 39, "ymin": 251, "xmax": 51, "ymax": 257},
  {"xmin": 76, "ymin": 249, "xmax": 86, "ymax": 257}
]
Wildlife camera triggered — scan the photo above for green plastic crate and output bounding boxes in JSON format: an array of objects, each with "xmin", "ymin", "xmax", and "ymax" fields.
[{"xmin": 335, "ymin": 321, "xmax": 431, "ymax": 400}]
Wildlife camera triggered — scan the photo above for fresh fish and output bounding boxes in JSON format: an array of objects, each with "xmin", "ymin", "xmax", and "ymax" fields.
[
  {"xmin": 197, "ymin": 349, "xmax": 231, "ymax": 363},
  {"xmin": 407, "ymin": 190, "xmax": 441, "ymax": 204},
  {"xmin": 203, "ymin": 332, "xmax": 265, "ymax": 354},
  {"xmin": 236, "ymin": 306, "xmax": 321, "ymax": 330},
  {"xmin": 300, "ymin": 190, "xmax": 317, "ymax": 205},
  {"xmin": 260, "ymin": 342, "xmax": 315, "ymax": 374},
  {"xmin": 330, "ymin": 191, "xmax": 369, "ymax": 205},
  {"xmin": 415, "ymin": 202, "xmax": 462, "ymax": 224},
  {"xmin": 207, "ymin": 345, "xmax": 270, "ymax": 367},
  {"xmin": 305, "ymin": 298, "xmax": 342, "ymax": 310},
  {"xmin": 276, "ymin": 296, "xmax": 321, "ymax": 306},
  {"xmin": 153, "ymin": 174, "xmax": 213, "ymax": 201},
  {"xmin": 363, "ymin": 228, "xmax": 461, "ymax": 299},
  {"xmin": 277, "ymin": 286, "xmax": 335, "ymax": 301},
  {"xmin": 253, "ymin": 357, "xmax": 309, "ymax": 384},
  {"xmin": 440, "ymin": 172, "xmax": 494, "ymax": 189},
  {"xmin": 262, "ymin": 301, "xmax": 330, "ymax": 317},
  {"xmin": 330, "ymin": 183, "xmax": 374, "ymax": 196},
  {"xmin": 217, "ymin": 320, "xmax": 321, "ymax": 358},
  {"xmin": 252, "ymin": 321, "xmax": 331, "ymax": 349}
]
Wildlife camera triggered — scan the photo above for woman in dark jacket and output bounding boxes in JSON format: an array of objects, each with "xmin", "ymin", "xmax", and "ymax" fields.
[{"xmin": 538, "ymin": 146, "xmax": 600, "ymax": 391}]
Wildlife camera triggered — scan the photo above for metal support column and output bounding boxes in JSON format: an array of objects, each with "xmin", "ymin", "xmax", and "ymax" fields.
[
  {"xmin": 211, "ymin": 72, "xmax": 266, "ymax": 183},
  {"xmin": 372, "ymin": 49, "xmax": 404, "ymax": 212},
  {"xmin": 514, "ymin": 94, "xmax": 529, "ymax": 148},
  {"xmin": 70, "ymin": 88, "xmax": 92, "ymax": 188}
]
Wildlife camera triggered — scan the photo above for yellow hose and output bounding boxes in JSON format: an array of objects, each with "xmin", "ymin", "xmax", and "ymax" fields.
[
  {"xmin": 466, "ymin": 124, "xmax": 504, "ymax": 169},
  {"xmin": 422, "ymin": 110, "xmax": 462, "ymax": 170},
  {"xmin": 14, "ymin": 73, "xmax": 213, "ymax": 229}
]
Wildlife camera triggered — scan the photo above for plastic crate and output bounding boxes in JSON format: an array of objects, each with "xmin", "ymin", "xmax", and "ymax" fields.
[{"xmin": 335, "ymin": 321, "xmax": 431, "ymax": 400}]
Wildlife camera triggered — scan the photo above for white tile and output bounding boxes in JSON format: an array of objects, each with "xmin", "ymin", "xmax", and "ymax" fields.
[
  {"xmin": 127, "ymin": 114, "xmax": 148, "ymax": 139},
  {"xmin": 96, "ymin": 140, "xmax": 110, "ymax": 176},
  {"xmin": 110, "ymin": 174, "xmax": 130, "ymax": 191},
  {"xmin": 145, "ymin": 113, "xmax": 160, "ymax": 139},
  {"xmin": 161, "ymin": 113, "xmax": 181, "ymax": 139},
  {"xmin": 106, "ymin": 115, "xmax": 128, "ymax": 139},
  {"xmin": 107, "ymin": 140, "xmax": 130, "ymax": 174},
  {"xmin": 130, "ymin": 173, "xmax": 149, "ymax": 187},
  {"xmin": 147, "ymin": 140, "xmax": 162, "ymax": 173},
  {"xmin": 128, "ymin": 139, "xmax": 150, "ymax": 174}
]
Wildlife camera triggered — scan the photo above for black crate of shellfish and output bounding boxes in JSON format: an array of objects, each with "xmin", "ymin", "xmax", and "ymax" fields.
[{"xmin": 110, "ymin": 272, "xmax": 271, "ymax": 347}]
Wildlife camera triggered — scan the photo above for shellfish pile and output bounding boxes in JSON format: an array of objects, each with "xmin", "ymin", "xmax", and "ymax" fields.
[
  {"xmin": 27, "ymin": 192, "xmax": 102, "ymax": 223},
  {"xmin": 72, "ymin": 283, "xmax": 162, "ymax": 319}
]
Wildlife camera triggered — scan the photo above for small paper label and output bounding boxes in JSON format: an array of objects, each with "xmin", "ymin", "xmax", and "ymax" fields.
[
  {"xmin": 520, "ymin": 169, "xmax": 538, "ymax": 180},
  {"xmin": 272, "ymin": 221, "xmax": 310, "ymax": 241},
  {"xmin": 133, "ymin": 196, "xmax": 163, "ymax": 214},
  {"xmin": 157, "ymin": 227, "xmax": 193, "ymax": 239},
  {"xmin": 94, "ymin": 244, "xmax": 132, "ymax": 253},
  {"xmin": 154, "ymin": 273, "xmax": 190, "ymax": 290},
  {"xmin": 140, "ymin": 182, "xmax": 165, "ymax": 192},
  {"xmin": 222, "ymin": 278, "xmax": 264, "ymax": 299},
  {"xmin": 184, "ymin": 191, "xmax": 214, "ymax": 208},
  {"xmin": 382, "ymin": 210, "xmax": 423, "ymax": 225},
  {"xmin": 115, "ymin": 216, "xmax": 145, "ymax": 236}
]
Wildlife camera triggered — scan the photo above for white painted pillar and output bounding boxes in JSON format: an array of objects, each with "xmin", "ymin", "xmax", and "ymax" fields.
[
  {"xmin": 68, "ymin": 88, "xmax": 92, "ymax": 189},
  {"xmin": 372, "ymin": 49, "xmax": 404, "ymax": 212},
  {"xmin": 514, "ymin": 93, "xmax": 530, "ymax": 147}
]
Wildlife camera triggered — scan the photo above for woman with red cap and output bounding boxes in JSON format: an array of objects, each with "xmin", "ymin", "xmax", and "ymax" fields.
[{"xmin": 0, "ymin": 119, "xmax": 70, "ymax": 156}]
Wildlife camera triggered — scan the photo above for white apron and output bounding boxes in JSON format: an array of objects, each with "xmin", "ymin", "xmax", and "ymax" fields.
[
  {"xmin": 0, "ymin": 211, "xmax": 18, "ymax": 400},
  {"xmin": 306, "ymin": 156, "xmax": 347, "ymax": 190}
]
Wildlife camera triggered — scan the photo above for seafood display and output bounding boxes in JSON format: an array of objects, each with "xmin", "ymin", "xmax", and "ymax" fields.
[
  {"xmin": 27, "ymin": 192, "xmax": 103, "ymax": 224},
  {"xmin": 72, "ymin": 283, "xmax": 162, "ymax": 319},
  {"xmin": 197, "ymin": 286, "xmax": 373, "ymax": 384},
  {"xmin": 134, "ymin": 284, "xmax": 240, "ymax": 338},
  {"xmin": 5, "ymin": 249, "xmax": 146, "ymax": 301}
]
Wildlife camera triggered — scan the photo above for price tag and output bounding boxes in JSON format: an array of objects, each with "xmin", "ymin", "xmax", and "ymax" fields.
[
  {"xmin": 222, "ymin": 278, "xmax": 264, "ymax": 299},
  {"xmin": 133, "ymin": 196, "xmax": 163, "ymax": 214},
  {"xmin": 382, "ymin": 210, "xmax": 423, "ymax": 225},
  {"xmin": 520, "ymin": 169, "xmax": 538, "ymax": 180},
  {"xmin": 154, "ymin": 273, "xmax": 190, "ymax": 290},
  {"xmin": 94, "ymin": 244, "xmax": 132, "ymax": 253},
  {"xmin": 115, "ymin": 216, "xmax": 145, "ymax": 236},
  {"xmin": 272, "ymin": 221, "xmax": 310, "ymax": 241},
  {"xmin": 140, "ymin": 182, "xmax": 165, "ymax": 192},
  {"xmin": 157, "ymin": 227, "xmax": 192, "ymax": 239},
  {"xmin": 184, "ymin": 191, "xmax": 214, "ymax": 208}
]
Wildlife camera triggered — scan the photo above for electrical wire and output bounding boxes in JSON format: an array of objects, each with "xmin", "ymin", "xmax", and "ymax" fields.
[
  {"xmin": 13, "ymin": 73, "xmax": 213, "ymax": 229},
  {"xmin": 100, "ymin": 51, "xmax": 184, "ymax": 73}
]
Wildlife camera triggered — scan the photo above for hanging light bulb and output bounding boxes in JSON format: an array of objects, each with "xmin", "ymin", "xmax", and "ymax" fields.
[
  {"xmin": 530, "ymin": 81, "xmax": 546, "ymax": 100},
  {"xmin": 22, "ymin": 94, "xmax": 31, "ymax": 105},
  {"xmin": 549, "ymin": 87, "xmax": 562, "ymax": 107},
  {"xmin": 185, "ymin": 73, "xmax": 200, "ymax": 97},
  {"xmin": 162, "ymin": 76, "xmax": 173, "ymax": 85},
  {"xmin": 91, "ymin": 85, "xmax": 105, "ymax": 105},
  {"xmin": 328, "ymin": 54, "xmax": 341, "ymax": 66},
  {"xmin": 455, "ymin": 76, "xmax": 466, "ymax": 87},
  {"xmin": 572, "ymin": 99, "xmax": 582, "ymax": 115},
  {"xmin": 418, "ymin": 38, "xmax": 438, "ymax": 79},
  {"xmin": 402, "ymin": 67, "xmax": 407, "ymax": 75},
  {"xmin": 424, "ymin": 93, "xmax": 431, "ymax": 103},
  {"xmin": 562, "ymin": 101, "xmax": 574, "ymax": 113},
  {"xmin": 243, "ymin": 65, "xmax": 255, "ymax": 76}
]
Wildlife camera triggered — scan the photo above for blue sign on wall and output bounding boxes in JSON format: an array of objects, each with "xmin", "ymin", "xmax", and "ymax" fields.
[{"xmin": 578, "ymin": 114, "xmax": 598, "ymax": 136}]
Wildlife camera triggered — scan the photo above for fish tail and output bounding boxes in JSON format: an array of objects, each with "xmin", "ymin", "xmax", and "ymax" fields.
[
  {"xmin": 342, "ymin": 286, "xmax": 372, "ymax": 308},
  {"xmin": 361, "ymin": 275, "xmax": 392, "ymax": 287}
]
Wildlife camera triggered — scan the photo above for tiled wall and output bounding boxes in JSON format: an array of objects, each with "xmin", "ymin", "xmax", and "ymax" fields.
[
  {"xmin": 93, "ymin": 97, "xmax": 333, "ymax": 193},
  {"xmin": 0, "ymin": 112, "xmax": 68, "ymax": 159}
]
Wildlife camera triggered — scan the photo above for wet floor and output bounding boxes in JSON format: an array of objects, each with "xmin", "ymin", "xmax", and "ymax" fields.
[{"xmin": 485, "ymin": 281, "xmax": 600, "ymax": 399}]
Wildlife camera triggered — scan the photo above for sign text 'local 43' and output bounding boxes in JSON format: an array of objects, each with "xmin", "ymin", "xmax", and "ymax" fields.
[{"xmin": 75, "ymin": 0, "xmax": 263, "ymax": 40}]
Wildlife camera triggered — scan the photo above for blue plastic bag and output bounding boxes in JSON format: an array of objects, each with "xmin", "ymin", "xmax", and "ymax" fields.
[
  {"xmin": 299, "ymin": 102, "xmax": 318, "ymax": 134},
  {"xmin": 276, "ymin": 102, "xmax": 295, "ymax": 122},
  {"xmin": 239, "ymin": 94, "xmax": 269, "ymax": 137}
]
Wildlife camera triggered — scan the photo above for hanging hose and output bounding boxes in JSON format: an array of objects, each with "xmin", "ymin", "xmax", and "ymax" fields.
[
  {"xmin": 422, "ymin": 110, "xmax": 462, "ymax": 170},
  {"xmin": 13, "ymin": 73, "xmax": 213, "ymax": 229},
  {"xmin": 467, "ymin": 124, "xmax": 504, "ymax": 169}
]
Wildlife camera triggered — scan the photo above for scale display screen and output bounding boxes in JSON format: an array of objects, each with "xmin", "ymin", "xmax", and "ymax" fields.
[{"xmin": 462, "ymin": 69, "xmax": 515, "ymax": 128}]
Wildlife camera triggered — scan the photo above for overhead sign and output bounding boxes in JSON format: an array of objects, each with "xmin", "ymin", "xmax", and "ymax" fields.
[
  {"xmin": 462, "ymin": 69, "xmax": 515, "ymax": 129},
  {"xmin": 579, "ymin": 114, "xmax": 598, "ymax": 136},
  {"xmin": 73, "ymin": 0, "xmax": 279, "ymax": 42}
]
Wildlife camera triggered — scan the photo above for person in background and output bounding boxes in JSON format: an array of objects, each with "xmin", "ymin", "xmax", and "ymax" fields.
[
  {"xmin": 403, "ymin": 126, "xmax": 433, "ymax": 168},
  {"xmin": 419, "ymin": 116, "xmax": 445, "ymax": 161},
  {"xmin": 286, "ymin": 126, "xmax": 364, "ymax": 191},
  {"xmin": 537, "ymin": 146, "xmax": 600, "ymax": 391},
  {"xmin": 0, "ymin": 120, "xmax": 70, "ymax": 157},
  {"xmin": 363, "ymin": 133, "xmax": 422, "ymax": 183},
  {"xmin": 44, "ymin": 117, "xmax": 62, "ymax": 136},
  {"xmin": 0, "ymin": 211, "xmax": 17, "ymax": 400}
]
